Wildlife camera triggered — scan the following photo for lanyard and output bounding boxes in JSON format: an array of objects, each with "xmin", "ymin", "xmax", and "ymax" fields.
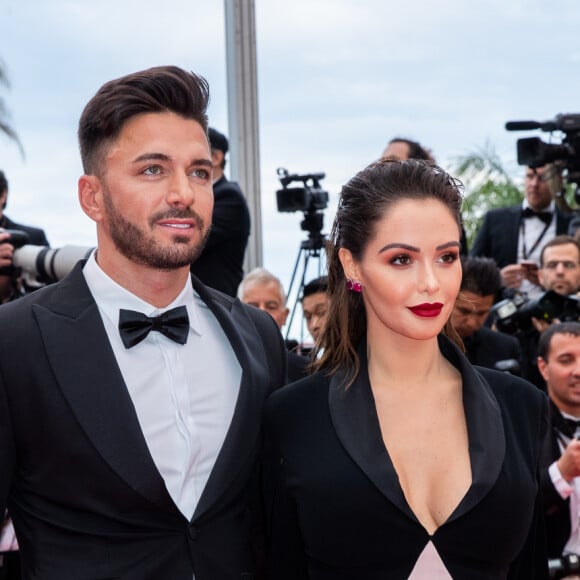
[{"xmin": 521, "ymin": 217, "xmax": 552, "ymax": 260}]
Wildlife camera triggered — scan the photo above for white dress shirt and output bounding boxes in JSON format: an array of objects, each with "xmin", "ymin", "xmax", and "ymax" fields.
[
  {"xmin": 83, "ymin": 251, "xmax": 241, "ymax": 520},
  {"xmin": 549, "ymin": 412, "xmax": 580, "ymax": 557},
  {"xmin": 518, "ymin": 200, "xmax": 556, "ymax": 299}
]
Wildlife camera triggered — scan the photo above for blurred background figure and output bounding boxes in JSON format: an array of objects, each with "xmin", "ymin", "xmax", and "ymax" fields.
[
  {"xmin": 538, "ymin": 322, "xmax": 580, "ymax": 572},
  {"xmin": 0, "ymin": 170, "xmax": 49, "ymax": 246},
  {"xmin": 471, "ymin": 164, "xmax": 573, "ymax": 299},
  {"xmin": 238, "ymin": 267, "xmax": 308, "ymax": 381},
  {"xmin": 190, "ymin": 128, "xmax": 250, "ymax": 297},
  {"xmin": 450, "ymin": 256, "xmax": 521, "ymax": 372},
  {"xmin": 381, "ymin": 136, "xmax": 434, "ymax": 162},
  {"xmin": 301, "ymin": 275, "xmax": 329, "ymax": 349}
]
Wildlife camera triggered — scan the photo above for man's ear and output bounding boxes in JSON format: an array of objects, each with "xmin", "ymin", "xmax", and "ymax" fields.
[
  {"xmin": 537, "ymin": 355, "xmax": 549, "ymax": 383},
  {"xmin": 338, "ymin": 248, "xmax": 360, "ymax": 281},
  {"xmin": 78, "ymin": 175, "xmax": 105, "ymax": 223}
]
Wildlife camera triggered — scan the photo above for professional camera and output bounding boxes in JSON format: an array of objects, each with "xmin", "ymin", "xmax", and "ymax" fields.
[
  {"xmin": 491, "ymin": 289, "xmax": 580, "ymax": 334},
  {"xmin": 276, "ymin": 167, "xmax": 330, "ymax": 251},
  {"xmin": 276, "ymin": 168, "xmax": 329, "ymax": 214},
  {"xmin": 13, "ymin": 243, "xmax": 94, "ymax": 288},
  {"xmin": 549, "ymin": 553, "xmax": 580, "ymax": 579},
  {"xmin": 505, "ymin": 113, "xmax": 580, "ymax": 194}
]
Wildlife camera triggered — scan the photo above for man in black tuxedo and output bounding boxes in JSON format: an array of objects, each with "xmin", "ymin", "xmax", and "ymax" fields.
[
  {"xmin": 0, "ymin": 66, "xmax": 286, "ymax": 579},
  {"xmin": 450, "ymin": 256, "xmax": 521, "ymax": 372},
  {"xmin": 190, "ymin": 127, "xmax": 251, "ymax": 297},
  {"xmin": 538, "ymin": 322, "xmax": 580, "ymax": 562},
  {"xmin": 471, "ymin": 164, "xmax": 573, "ymax": 299}
]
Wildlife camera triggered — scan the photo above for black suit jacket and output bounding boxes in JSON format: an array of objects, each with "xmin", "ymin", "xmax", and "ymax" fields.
[
  {"xmin": 540, "ymin": 400, "xmax": 573, "ymax": 559},
  {"xmin": 191, "ymin": 176, "xmax": 251, "ymax": 297},
  {"xmin": 470, "ymin": 204, "xmax": 573, "ymax": 268},
  {"xmin": 0, "ymin": 262, "xmax": 286, "ymax": 579},
  {"xmin": 0, "ymin": 215, "xmax": 49, "ymax": 246},
  {"xmin": 463, "ymin": 326, "xmax": 522, "ymax": 372},
  {"xmin": 263, "ymin": 336, "xmax": 548, "ymax": 579}
]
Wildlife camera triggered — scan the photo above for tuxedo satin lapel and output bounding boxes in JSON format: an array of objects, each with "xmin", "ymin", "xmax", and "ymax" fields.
[
  {"xmin": 437, "ymin": 336, "xmax": 505, "ymax": 521},
  {"xmin": 328, "ymin": 352, "xmax": 415, "ymax": 521},
  {"xmin": 191, "ymin": 279, "xmax": 267, "ymax": 521},
  {"xmin": 33, "ymin": 265, "xmax": 176, "ymax": 511},
  {"xmin": 508, "ymin": 206, "xmax": 523, "ymax": 264}
]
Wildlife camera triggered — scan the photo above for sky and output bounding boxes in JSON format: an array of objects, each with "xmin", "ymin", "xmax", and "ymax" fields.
[{"xmin": 2, "ymin": 0, "xmax": 580, "ymax": 338}]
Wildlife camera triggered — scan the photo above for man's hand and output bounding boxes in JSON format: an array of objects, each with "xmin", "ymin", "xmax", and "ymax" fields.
[
  {"xmin": 557, "ymin": 438, "xmax": 580, "ymax": 482},
  {"xmin": 501, "ymin": 263, "xmax": 527, "ymax": 289},
  {"xmin": 0, "ymin": 231, "xmax": 14, "ymax": 269}
]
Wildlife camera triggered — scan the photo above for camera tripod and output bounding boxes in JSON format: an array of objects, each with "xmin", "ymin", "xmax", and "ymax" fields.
[{"xmin": 284, "ymin": 229, "xmax": 327, "ymax": 342}]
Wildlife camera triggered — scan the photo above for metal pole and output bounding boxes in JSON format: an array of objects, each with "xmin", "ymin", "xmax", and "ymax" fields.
[{"xmin": 224, "ymin": 0, "xmax": 262, "ymax": 271}]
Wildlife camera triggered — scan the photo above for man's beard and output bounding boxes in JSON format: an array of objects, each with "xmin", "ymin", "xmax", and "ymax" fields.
[{"xmin": 102, "ymin": 190, "xmax": 209, "ymax": 270}]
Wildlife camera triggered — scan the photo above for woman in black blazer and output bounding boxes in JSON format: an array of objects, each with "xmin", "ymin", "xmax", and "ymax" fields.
[{"xmin": 263, "ymin": 159, "xmax": 549, "ymax": 579}]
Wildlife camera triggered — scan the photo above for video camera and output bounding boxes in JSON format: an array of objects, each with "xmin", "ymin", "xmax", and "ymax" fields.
[
  {"xmin": 276, "ymin": 168, "xmax": 329, "ymax": 249},
  {"xmin": 505, "ymin": 113, "xmax": 580, "ymax": 196},
  {"xmin": 276, "ymin": 168, "xmax": 329, "ymax": 214},
  {"xmin": 491, "ymin": 289, "xmax": 580, "ymax": 335}
]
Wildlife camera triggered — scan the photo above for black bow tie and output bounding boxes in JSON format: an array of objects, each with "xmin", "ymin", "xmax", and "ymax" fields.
[
  {"xmin": 562, "ymin": 418, "xmax": 580, "ymax": 439},
  {"xmin": 118, "ymin": 306, "xmax": 189, "ymax": 349},
  {"xmin": 522, "ymin": 207, "xmax": 553, "ymax": 225}
]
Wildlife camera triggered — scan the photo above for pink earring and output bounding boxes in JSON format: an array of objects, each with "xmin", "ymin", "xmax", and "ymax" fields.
[{"xmin": 346, "ymin": 279, "xmax": 362, "ymax": 293}]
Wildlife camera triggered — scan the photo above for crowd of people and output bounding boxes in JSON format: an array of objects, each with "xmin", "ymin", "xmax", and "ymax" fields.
[{"xmin": 2, "ymin": 64, "xmax": 580, "ymax": 578}]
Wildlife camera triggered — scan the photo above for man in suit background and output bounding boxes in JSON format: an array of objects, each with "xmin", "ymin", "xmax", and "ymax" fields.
[
  {"xmin": 0, "ymin": 65, "xmax": 286, "ymax": 579},
  {"xmin": 471, "ymin": 164, "xmax": 573, "ymax": 298},
  {"xmin": 0, "ymin": 170, "xmax": 49, "ymax": 247},
  {"xmin": 450, "ymin": 256, "xmax": 521, "ymax": 372},
  {"xmin": 238, "ymin": 267, "xmax": 308, "ymax": 382},
  {"xmin": 538, "ymin": 322, "xmax": 580, "ymax": 564},
  {"xmin": 190, "ymin": 127, "xmax": 251, "ymax": 297}
]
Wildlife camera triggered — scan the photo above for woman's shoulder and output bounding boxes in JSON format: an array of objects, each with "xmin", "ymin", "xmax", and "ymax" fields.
[
  {"xmin": 474, "ymin": 366, "xmax": 547, "ymax": 411},
  {"xmin": 266, "ymin": 371, "xmax": 331, "ymax": 418}
]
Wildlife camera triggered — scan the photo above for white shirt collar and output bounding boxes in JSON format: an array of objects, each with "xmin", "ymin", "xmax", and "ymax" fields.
[
  {"xmin": 82, "ymin": 250, "xmax": 202, "ymax": 336},
  {"xmin": 521, "ymin": 199, "xmax": 555, "ymax": 213}
]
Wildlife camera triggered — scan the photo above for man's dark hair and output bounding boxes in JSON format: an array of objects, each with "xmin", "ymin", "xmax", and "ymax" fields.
[
  {"xmin": 302, "ymin": 275, "xmax": 328, "ymax": 300},
  {"xmin": 387, "ymin": 137, "xmax": 433, "ymax": 161},
  {"xmin": 208, "ymin": 127, "xmax": 228, "ymax": 170},
  {"xmin": 538, "ymin": 321, "xmax": 580, "ymax": 360},
  {"xmin": 460, "ymin": 256, "xmax": 502, "ymax": 297},
  {"xmin": 539, "ymin": 234, "xmax": 580, "ymax": 267},
  {"xmin": 78, "ymin": 65, "xmax": 210, "ymax": 175},
  {"xmin": 0, "ymin": 170, "xmax": 7, "ymax": 194}
]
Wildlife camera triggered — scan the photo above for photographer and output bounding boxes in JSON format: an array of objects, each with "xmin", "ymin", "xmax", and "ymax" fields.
[
  {"xmin": 471, "ymin": 164, "xmax": 573, "ymax": 299},
  {"xmin": 538, "ymin": 322, "xmax": 580, "ymax": 578},
  {"xmin": 450, "ymin": 256, "xmax": 521, "ymax": 371},
  {"xmin": 518, "ymin": 236, "xmax": 580, "ymax": 389}
]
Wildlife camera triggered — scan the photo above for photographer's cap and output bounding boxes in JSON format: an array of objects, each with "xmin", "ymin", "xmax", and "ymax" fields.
[{"xmin": 208, "ymin": 127, "xmax": 229, "ymax": 154}]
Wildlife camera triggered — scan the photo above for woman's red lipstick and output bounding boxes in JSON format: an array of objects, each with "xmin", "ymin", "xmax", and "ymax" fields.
[{"xmin": 408, "ymin": 302, "xmax": 443, "ymax": 318}]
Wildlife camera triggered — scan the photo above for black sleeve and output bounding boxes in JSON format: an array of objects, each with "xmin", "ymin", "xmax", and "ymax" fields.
[
  {"xmin": 0, "ymin": 372, "xmax": 15, "ymax": 518},
  {"xmin": 508, "ymin": 394, "xmax": 550, "ymax": 579},
  {"xmin": 262, "ymin": 401, "xmax": 309, "ymax": 580}
]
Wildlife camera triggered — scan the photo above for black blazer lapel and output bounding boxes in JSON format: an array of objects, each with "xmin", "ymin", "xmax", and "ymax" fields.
[
  {"xmin": 437, "ymin": 337, "xmax": 505, "ymax": 521},
  {"xmin": 506, "ymin": 205, "xmax": 523, "ymax": 265},
  {"xmin": 33, "ymin": 264, "xmax": 176, "ymax": 511},
  {"xmin": 191, "ymin": 278, "xmax": 272, "ymax": 521},
  {"xmin": 328, "ymin": 336, "xmax": 506, "ymax": 526},
  {"xmin": 328, "ymin": 344, "xmax": 415, "ymax": 521}
]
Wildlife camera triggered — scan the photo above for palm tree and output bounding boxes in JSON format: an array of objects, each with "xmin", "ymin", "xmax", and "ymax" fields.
[
  {"xmin": 448, "ymin": 142, "xmax": 522, "ymax": 247},
  {"xmin": 0, "ymin": 58, "xmax": 23, "ymax": 155}
]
